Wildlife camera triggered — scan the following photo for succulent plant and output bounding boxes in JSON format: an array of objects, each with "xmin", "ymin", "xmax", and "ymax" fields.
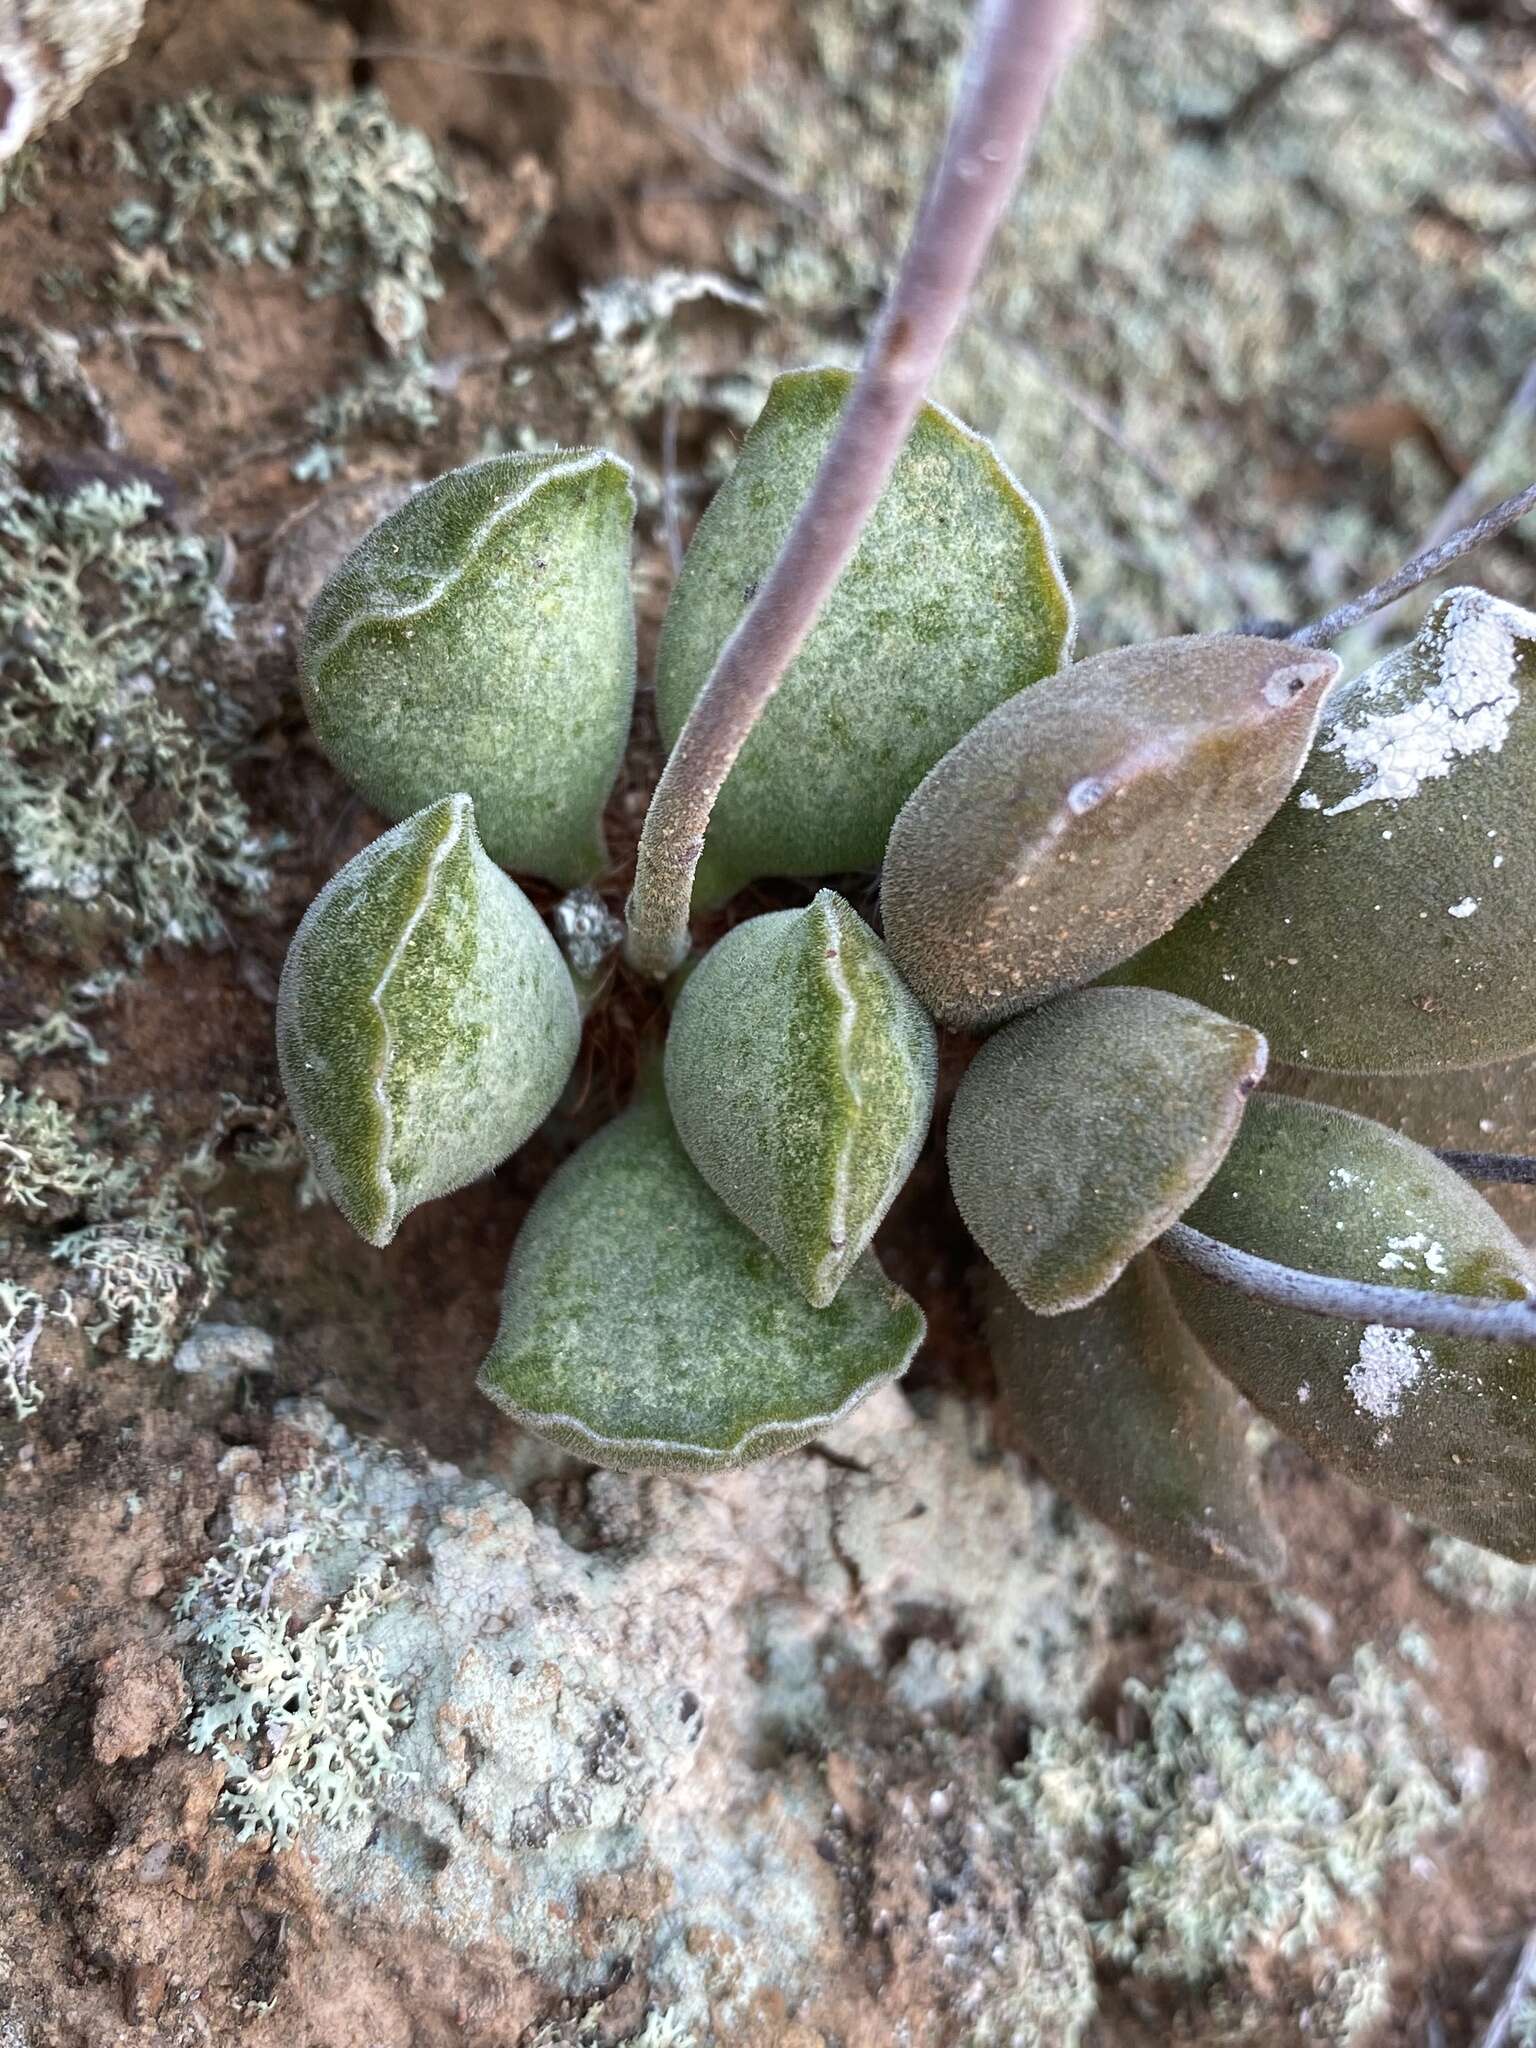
[{"xmin": 274, "ymin": 0, "xmax": 1536, "ymax": 1576}]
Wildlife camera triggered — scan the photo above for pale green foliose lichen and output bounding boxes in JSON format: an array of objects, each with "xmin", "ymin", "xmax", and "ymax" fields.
[
  {"xmin": 0, "ymin": 1086, "xmax": 139, "ymax": 1220},
  {"xmin": 276, "ymin": 795, "xmax": 580, "ymax": 1248},
  {"xmin": 110, "ymin": 89, "xmax": 457, "ymax": 350},
  {"xmin": 1001, "ymin": 1629, "xmax": 1475, "ymax": 2036},
  {"xmin": 478, "ymin": 1083, "xmax": 925, "ymax": 1471},
  {"xmin": 665, "ymin": 890, "xmax": 936, "ymax": 1307},
  {"xmin": 0, "ymin": 476, "xmax": 269, "ymax": 956},
  {"xmin": 179, "ymin": 1534, "xmax": 412, "ymax": 1848},
  {"xmin": 302, "ymin": 452, "xmax": 637, "ymax": 887},
  {"xmin": 655, "ymin": 366, "xmax": 1073, "ymax": 909}
]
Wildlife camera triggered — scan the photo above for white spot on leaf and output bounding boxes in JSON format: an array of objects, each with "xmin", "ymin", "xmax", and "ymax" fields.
[
  {"xmin": 1347, "ymin": 1324, "xmax": 1431, "ymax": 1420},
  {"xmin": 1317, "ymin": 589, "xmax": 1536, "ymax": 817}
]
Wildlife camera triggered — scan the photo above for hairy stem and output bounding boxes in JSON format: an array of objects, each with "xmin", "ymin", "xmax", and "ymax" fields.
[
  {"xmin": 622, "ymin": 0, "xmax": 1087, "ymax": 979},
  {"xmin": 1289, "ymin": 478, "xmax": 1536, "ymax": 649},
  {"xmin": 1159, "ymin": 1221, "xmax": 1536, "ymax": 1346},
  {"xmin": 1438, "ymin": 1147, "xmax": 1536, "ymax": 1186}
]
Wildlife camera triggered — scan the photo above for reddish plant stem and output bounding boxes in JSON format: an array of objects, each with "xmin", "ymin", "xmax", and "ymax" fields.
[{"xmin": 623, "ymin": 0, "xmax": 1087, "ymax": 978}]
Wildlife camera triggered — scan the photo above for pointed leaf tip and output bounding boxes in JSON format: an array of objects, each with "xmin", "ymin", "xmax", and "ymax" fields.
[
  {"xmin": 302, "ymin": 450, "xmax": 636, "ymax": 888},
  {"xmin": 950, "ymin": 988, "xmax": 1265, "ymax": 1315},
  {"xmin": 478, "ymin": 1087, "xmax": 925, "ymax": 1471},
  {"xmin": 666, "ymin": 890, "xmax": 938, "ymax": 1305},
  {"xmin": 276, "ymin": 796, "xmax": 580, "ymax": 1246},
  {"xmin": 985, "ymin": 1258, "xmax": 1285, "ymax": 1581},
  {"xmin": 1118, "ymin": 589, "xmax": 1536, "ymax": 1071},
  {"xmin": 882, "ymin": 633, "xmax": 1338, "ymax": 1031},
  {"xmin": 656, "ymin": 366, "xmax": 1073, "ymax": 910}
]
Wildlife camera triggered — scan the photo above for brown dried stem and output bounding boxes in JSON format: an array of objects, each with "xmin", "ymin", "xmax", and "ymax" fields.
[
  {"xmin": 621, "ymin": 0, "xmax": 1088, "ymax": 979},
  {"xmin": 1289, "ymin": 479, "xmax": 1536, "ymax": 649}
]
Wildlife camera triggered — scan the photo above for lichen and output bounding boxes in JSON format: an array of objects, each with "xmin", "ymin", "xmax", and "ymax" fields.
[
  {"xmin": 0, "ymin": 1086, "xmax": 139, "ymax": 1219},
  {"xmin": 1000, "ymin": 1628, "xmax": 1479, "ymax": 2037},
  {"xmin": 1424, "ymin": 1533, "xmax": 1536, "ymax": 1613},
  {"xmin": 57, "ymin": 1179, "xmax": 229, "ymax": 1364},
  {"xmin": 175, "ymin": 1414, "xmax": 441, "ymax": 1846},
  {"xmin": 0, "ymin": 1278, "xmax": 72, "ymax": 1419},
  {"xmin": 109, "ymin": 90, "xmax": 459, "ymax": 353},
  {"xmin": 737, "ymin": 0, "xmax": 1535, "ymax": 646},
  {"xmin": 179, "ymin": 1544, "xmax": 412, "ymax": 1847},
  {"xmin": 0, "ymin": 474, "xmax": 271, "ymax": 960}
]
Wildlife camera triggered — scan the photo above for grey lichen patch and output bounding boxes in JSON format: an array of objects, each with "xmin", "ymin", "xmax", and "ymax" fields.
[
  {"xmin": 949, "ymin": 988, "xmax": 1266, "ymax": 1314},
  {"xmin": 665, "ymin": 891, "xmax": 936, "ymax": 1306},
  {"xmin": 0, "ymin": 1086, "xmax": 139, "ymax": 1223},
  {"xmin": 109, "ymin": 90, "xmax": 458, "ymax": 353},
  {"xmin": 302, "ymin": 452, "xmax": 636, "ymax": 887},
  {"xmin": 175, "ymin": 1414, "xmax": 449, "ymax": 1848},
  {"xmin": 985, "ymin": 1258, "xmax": 1284, "ymax": 1580},
  {"xmin": 277, "ymin": 796, "xmax": 580, "ymax": 1248},
  {"xmin": 883, "ymin": 634, "xmax": 1337, "ymax": 1031},
  {"xmin": 1422, "ymin": 1534, "xmax": 1536, "ymax": 1613},
  {"xmin": 0, "ymin": 1279, "xmax": 72, "ymax": 1419},
  {"xmin": 1002, "ymin": 1627, "xmax": 1477, "ymax": 2035},
  {"xmin": 58, "ymin": 1177, "xmax": 230, "ymax": 1364},
  {"xmin": 1123, "ymin": 590, "xmax": 1536, "ymax": 1072},
  {"xmin": 655, "ymin": 366, "xmax": 1073, "ymax": 910},
  {"xmin": 478, "ymin": 1084, "xmax": 924, "ymax": 1471},
  {"xmin": 0, "ymin": 476, "xmax": 269, "ymax": 957},
  {"xmin": 1169, "ymin": 1094, "xmax": 1536, "ymax": 1555}
]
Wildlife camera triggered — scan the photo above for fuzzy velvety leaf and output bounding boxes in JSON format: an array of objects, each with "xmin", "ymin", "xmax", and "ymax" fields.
[
  {"xmin": 276, "ymin": 795, "xmax": 579, "ymax": 1247},
  {"xmin": 984, "ymin": 1259, "xmax": 1285, "ymax": 1580},
  {"xmin": 665, "ymin": 891, "xmax": 937, "ymax": 1306},
  {"xmin": 950, "ymin": 988, "xmax": 1265, "ymax": 1314},
  {"xmin": 1168, "ymin": 1092, "xmax": 1536, "ymax": 1557},
  {"xmin": 654, "ymin": 366, "xmax": 1073, "ymax": 910},
  {"xmin": 477, "ymin": 1084, "xmax": 925, "ymax": 1471},
  {"xmin": 1273, "ymin": 1055, "xmax": 1536, "ymax": 1243},
  {"xmin": 302, "ymin": 451, "xmax": 636, "ymax": 888},
  {"xmin": 882, "ymin": 635, "xmax": 1338, "ymax": 1031},
  {"xmin": 1118, "ymin": 589, "xmax": 1536, "ymax": 1071}
]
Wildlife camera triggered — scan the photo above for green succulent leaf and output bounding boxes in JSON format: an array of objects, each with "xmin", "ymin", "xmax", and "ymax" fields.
[
  {"xmin": 882, "ymin": 634, "xmax": 1339, "ymax": 1031},
  {"xmin": 984, "ymin": 1258, "xmax": 1285, "ymax": 1580},
  {"xmin": 665, "ymin": 890, "xmax": 938, "ymax": 1307},
  {"xmin": 1274, "ymin": 1055, "xmax": 1536, "ymax": 1242},
  {"xmin": 950, "ymin": 988, "xmax": 1266, "ymax": 1315},
  {"xmin": 1117, "ymin": 589, "xmax": 1536, "ymax": 1071},
  {"xmin": 276, "ymin": 795, "xmax": 580, "ymax": 1247},
  {"xmin": 655, "ymin": 366, "xmax": 1073, "ymax": 910},
  {"xmin": 477, "ymin": 1082, "xmax": 925, "ymax": 1471},
  {"xmin": 302, "ymin": 451, "xmax": 636, "ymax": 888},
  {"xmin": 1168, "ymin": 1092, "xmax": 1536, "ymax": 1557}
]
